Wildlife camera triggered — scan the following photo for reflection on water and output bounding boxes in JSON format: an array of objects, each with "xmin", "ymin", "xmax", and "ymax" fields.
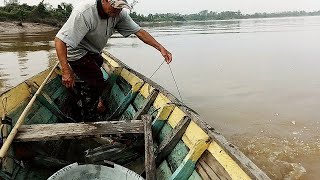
[
  {"xmin": 1, "ymin": 16, "xmax": 320, "ymax": 179},
  {"xmin": 0, "ymin": 30, "xmax": 58, "ymax": 92}
]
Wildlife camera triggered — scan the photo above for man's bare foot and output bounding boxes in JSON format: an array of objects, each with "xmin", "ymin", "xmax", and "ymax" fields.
[{"xmin": 97, "ymin": 98, "xmax": 106, "ymax": 113}]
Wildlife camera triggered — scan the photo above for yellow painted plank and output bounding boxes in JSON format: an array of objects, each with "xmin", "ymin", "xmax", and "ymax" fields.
[
  {"xmin": 153, "ymin": 93, "xmax": 171, "ymax": 110},
  {"xmin": 101, "ymin": 53, "xmax": 120, "ymax": 68},
  {"xmin": 189, "ymin": 140, "xmax": 211, "ymax": 162},
  {"xmin": 156, "ymin": 105, "xmax": 175, "ymax": 121},
  {"xmin": 167, "ymin": 108, "xmax": 210, "ymax": 149},
  {"xmin": 120, "ymin": 68, "xmax": 144, "ymax": 89},
  {"xmin": 167, "ymin": 107, "xmax": 186, "ymax": 128},
  {"xmin": 208, "ymin": 142, "xmax": 251, "ymax": 180},
  {"xmin": 0, "ymin": 69, "xmax": 55, "ymax": 116},
  {"xmin": 139, "ymin": 83, "xmax": 155, "ymax": 99},
  {"xmin": 182, "ymin": 121, "xmax": 210, "ymax": 149}
]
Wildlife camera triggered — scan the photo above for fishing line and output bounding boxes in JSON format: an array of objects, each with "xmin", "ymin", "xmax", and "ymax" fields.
[
  {"xmin": 149, "ymin": 60, "xmax": 184, "ymax": 103},
  {"xmin": 168, "ymin": 64, "xmax": 183, "ymax": 103},
  {"xmin": 149, "ymin": 61, "xmax": 165, "ymax": 79}
]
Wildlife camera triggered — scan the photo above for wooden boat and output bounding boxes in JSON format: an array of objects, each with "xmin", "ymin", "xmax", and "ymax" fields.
[{"xmin": 0, "ymin": 51, "xmax": 270, "ymax": 180}]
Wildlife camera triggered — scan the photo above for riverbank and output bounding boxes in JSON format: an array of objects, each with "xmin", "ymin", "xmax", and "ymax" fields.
[{"xmin": 0, "ymin": 21, "xmax": 58, "ymax": 34}]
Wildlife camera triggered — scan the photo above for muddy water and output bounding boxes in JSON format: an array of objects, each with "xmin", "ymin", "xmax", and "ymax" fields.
[{"xmin": 1, "ymin": 16, "xmax": 320, "ymax": 179}]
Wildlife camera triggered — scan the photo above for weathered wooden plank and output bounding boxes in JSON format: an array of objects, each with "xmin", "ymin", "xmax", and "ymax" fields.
[
  {"xmin": 85, "ymin": 143, "xmax": 125, "ymax": 163},
  {"xmin": 133, "ymin": 90, "xmax": 159, "ymax": 120},
  {"xmin": 197, "ymin": 150, "xmax": 232, "ymax": 180},
  {"xmin": 143, "ymin": 115, "xmax": 156, "ymax": 180},
  {"xmin": 196, "ymin": 159, "xmax": 220, "ymax": 180},
  {"xmin": 155, "ymin": 116, "xmax": 191, "ymax": 166},
  {"xmin": 15, "ymin": 120, "xmax": 144, "ymax": 142},
  {"xmin": 33, "ymin": 155, "xmax": 71, "ymax": 169}
]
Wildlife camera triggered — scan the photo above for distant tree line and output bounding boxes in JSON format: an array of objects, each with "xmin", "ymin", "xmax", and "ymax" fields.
[
  {"xmin": 0, "ymin": 2, "xmax": 320, "ymax": 26},
  {"xmin": 0, "ymin": 2, "xmax": 73, "ymax": 26},
  {"xmin": 130, "ymin": 10, "xmax": 320, "ymax": 22}
]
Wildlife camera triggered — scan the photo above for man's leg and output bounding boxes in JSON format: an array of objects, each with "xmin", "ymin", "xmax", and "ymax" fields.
[{"xmin": 68, "ymin": 53, "xmax": 107, "ymax": 114}]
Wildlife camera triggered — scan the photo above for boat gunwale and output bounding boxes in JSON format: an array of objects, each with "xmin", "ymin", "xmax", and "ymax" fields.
[{"xmin": 0, "ymin": 68, "xmax": 58, "ymax": 117}]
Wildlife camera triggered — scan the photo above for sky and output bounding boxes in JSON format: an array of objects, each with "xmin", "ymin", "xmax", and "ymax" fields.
[{"xmin": 1, "ymin": 0, "xmax": 320, "ymax": 15}]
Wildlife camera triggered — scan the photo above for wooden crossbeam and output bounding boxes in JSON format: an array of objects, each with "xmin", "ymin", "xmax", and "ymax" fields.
[
  {"xmin": 14, "ymin": 120, "xmax": 144, "ymax": 142},
  {"xmin": 133, "ymin": 90, "xmax": 159, "ymax": 120},
  {"xmin": 143, "ymin": 115, "xmax": 156, "ymax": 180},
  {"xmin": 155, "ymin": 116, "xmax": 191, "ymax": 166}
]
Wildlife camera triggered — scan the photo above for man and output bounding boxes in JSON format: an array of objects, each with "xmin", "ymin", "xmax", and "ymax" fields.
[{"xmin": 55, "ymin": 0, "xmax": 172, "ymax": 113}]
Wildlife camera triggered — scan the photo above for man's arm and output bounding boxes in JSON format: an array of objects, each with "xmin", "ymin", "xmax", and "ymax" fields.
[
  {"xmin": 54, "ymin": 37, "xmax": 75, "ymax": 88},
  {"xmin": 135, "ymin": 29, "xmax": 172, "ymax": 64}
]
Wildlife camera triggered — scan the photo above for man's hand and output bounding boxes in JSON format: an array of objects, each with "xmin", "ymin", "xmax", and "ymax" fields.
[
  {"xmin": 160, "ymin": 46, "xmax": 172, "ymax": 64},
  {"xmin": 135, "ymin": 29, "xmax": 173, "ymax": 64},
  {"xmin": 55, "ymin": 37, "xmax": 75, "ymax": 88},
  {"xmin": 62, "ymin": 68, "xmax": 75, "ymax": 88}
]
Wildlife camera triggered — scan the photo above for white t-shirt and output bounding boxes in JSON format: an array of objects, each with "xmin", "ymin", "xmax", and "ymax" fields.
[{"xmin": 56, "ymin": 0, "xmax": 141, "ymax": 61}]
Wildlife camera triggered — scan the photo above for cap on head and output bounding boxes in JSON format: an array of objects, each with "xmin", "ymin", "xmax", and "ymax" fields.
[{"xmin": 109, "ymin": 0, "xmax": 132, "ymax": 10}]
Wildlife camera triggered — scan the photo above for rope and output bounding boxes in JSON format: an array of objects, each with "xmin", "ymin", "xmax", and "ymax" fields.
[
  {"xmin": 149, "ymin": 60, "xmax": 184, "ymax": 103},
  {"xmin": 149, "ymin": 61, "xmax": 165, "ymax": 79},
  {"xmin": 168, "ymin": 64, "xmax": 183, "ymax": 103}
]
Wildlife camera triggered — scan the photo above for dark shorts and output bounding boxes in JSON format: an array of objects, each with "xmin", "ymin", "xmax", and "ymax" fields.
[{"xmin": 68, "ymin": 53, "xmax": 106, "ymax": 95}]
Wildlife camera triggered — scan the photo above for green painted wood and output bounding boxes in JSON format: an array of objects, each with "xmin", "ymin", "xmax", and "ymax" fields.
[
  {"xmin": 170, "ymin": 159, "xmax": 196, "ymax": 180},
  {"xmin": 27, "ymin": 82, "xmax": 75, "ymax": 123},
  {"xmin": 100, "ymin": 67, "xmax": 109, "ymax": 80},
  {"xmin": 133, "ymin": 94, "xmax": 146, "ymax": 110},
  {"xmin": 188, "ymin": 170, "xmax": 202, "ymax": 180},
  {"xmin": 156, "ymin": 160, "xmax": 173, "ymax": 180},
  {"xmin": 9, "ymin": 100, "xmax": 42, "ymax": 125},
  {"xmin": 117, "ymin": 77, "xmax": 131, "ymax": 95},
  {"xmin": 133, "ymin": 90, "xmax": 159, "ymax": 120},
  {"xmin": 102, "ymin": 67, "xmax": 122, "ymax": 101},
  {"xmin": 109, "ymin": 84, "xmax": 126, "ymax": 111},
  {"xmin": 158, "ymin": 122, "xmax": 173, "ymax": 143},
  {"xmin": 158, "ymin": 123, "xmax": 190, "ymax": 175},
  {"xmin": 48, "ymin": 114, "xmax": 59, "ymax": 124},
  {"xmin": 121, "ymin": 104, "xmax": 136, "ymax": 120},
  {"xmin": 27, "ymin": 106, "xmax": 53, "ymax": 124},
  {"xmin": 167, "ymin": 140, "xmax": 189, "ymax": 171},
  {"xmin": 155, "ymin": 117, "xmax": 191, "ymax": 166},
  {"xmin": 42, "ymin": 77, "xmax": 62, "ymax": 96},
  {"xmin": 147, "ymin": 106, "xmax": 158, "ymax": 120},
  {"xmin": 51, "ymin": 86, "xmax": 65, "ymax": 101},
  {"xmin": 107, "ymin": 90, "xmax": 139, "ymax": 121}
]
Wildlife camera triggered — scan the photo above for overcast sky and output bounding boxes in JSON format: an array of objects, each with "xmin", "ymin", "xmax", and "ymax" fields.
[{"xmin": 1, "ymin": 0, "xmax": 320, "ymax": 15}]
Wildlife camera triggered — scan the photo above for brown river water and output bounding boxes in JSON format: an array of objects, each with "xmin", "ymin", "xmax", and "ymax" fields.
[{"xmin": 1, "ymin": 16, "xmax": 320, "ymax": 179}]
